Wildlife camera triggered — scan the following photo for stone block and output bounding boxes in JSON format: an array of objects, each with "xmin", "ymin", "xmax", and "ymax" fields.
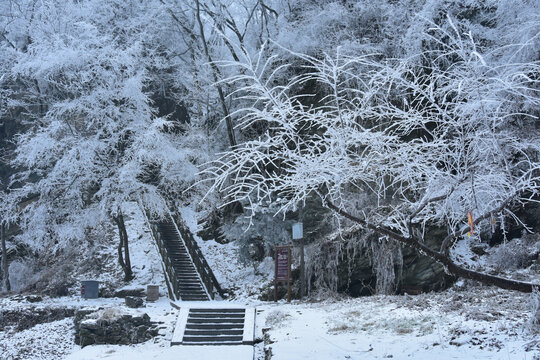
[
  {"xmin": 147, "ymin": 285, "xmax": 159, "ymax": 302},
  {"xmin": 125, "ymin": 296, "xmax": 145, "ymax": 308}
]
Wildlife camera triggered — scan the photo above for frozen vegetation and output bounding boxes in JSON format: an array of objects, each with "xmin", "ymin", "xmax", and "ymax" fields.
[{"xmin": 0, "ymin": 0, "xmax": 539, "ymax": 359}]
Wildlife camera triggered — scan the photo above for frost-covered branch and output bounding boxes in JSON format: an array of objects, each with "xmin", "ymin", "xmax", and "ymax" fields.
[{"xmin": 205, "ymin": 21, "xmax": 540, "ymax": 292}]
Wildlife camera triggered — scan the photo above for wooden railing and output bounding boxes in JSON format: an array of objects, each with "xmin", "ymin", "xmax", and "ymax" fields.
[{"xmin": 170, "ymin": 212, "xmax": 224, "ymax": 300}]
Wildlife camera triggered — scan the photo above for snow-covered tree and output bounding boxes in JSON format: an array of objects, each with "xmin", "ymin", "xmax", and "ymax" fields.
[
  {"xmin": 4, "ymin": 0, "xmax": 202, "ymax": 281},
  {"xmin": 206, "ymin": 17, "xmax": 540, "ymax": 292}
]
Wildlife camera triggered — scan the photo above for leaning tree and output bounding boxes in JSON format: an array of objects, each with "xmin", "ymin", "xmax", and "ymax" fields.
[{"xmin": 206, "ymin": 21, "xmax": 540, "ymax": 292}]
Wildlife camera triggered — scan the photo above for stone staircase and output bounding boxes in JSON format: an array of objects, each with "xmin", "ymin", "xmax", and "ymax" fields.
[
  {"xmin": 157, "ymin": 220, "xmax": 210, "ymax": 301},
  {"xmin": 172, "ymin": 306, "xmax": 255, "ymax": 346},
  {"xmin": 146, "ymin": 213, "xmax": 256, "ymax": 350}
]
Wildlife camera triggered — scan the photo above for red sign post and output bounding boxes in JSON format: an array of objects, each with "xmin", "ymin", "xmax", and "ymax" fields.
[{"xmin": 275, "ymin": 245, "xmax": 292, "ymax": 302}]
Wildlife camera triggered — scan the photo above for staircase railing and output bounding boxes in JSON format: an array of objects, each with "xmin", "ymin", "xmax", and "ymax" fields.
[
  {"xmin": 170, "ymin": 212, "xmax": 224, "ymax": 300},
  {"xmin": 142, "ymin": 208, "xmax": 179, "ymax": 300}
]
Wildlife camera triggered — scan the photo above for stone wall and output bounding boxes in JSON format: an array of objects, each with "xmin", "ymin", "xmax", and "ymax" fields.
[{"xmin": 74, "ymin": 309, "xmax": 158, "ymax": 347}]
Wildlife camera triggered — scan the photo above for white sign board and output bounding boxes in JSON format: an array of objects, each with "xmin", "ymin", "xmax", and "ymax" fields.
[{"xmin": 292, "ymin": 222, "xmax": 303, "ymax": 240}]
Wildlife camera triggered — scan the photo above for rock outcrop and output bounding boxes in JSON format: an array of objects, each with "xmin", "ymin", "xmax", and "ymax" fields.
[{"xmin": 74, "ymin": 309, "xmax": 158, "ymax": 347}]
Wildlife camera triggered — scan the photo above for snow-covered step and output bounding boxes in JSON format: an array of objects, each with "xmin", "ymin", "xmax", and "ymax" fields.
[
  {"xmin": 156, "ymin": 219, "xmax": 210, "ymax": 301},
  {"xmin": 171, "ymin": 307, "xmax": 255, "ymax": 346}
]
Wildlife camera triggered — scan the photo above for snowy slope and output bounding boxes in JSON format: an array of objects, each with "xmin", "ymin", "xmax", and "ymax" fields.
[{"xmin": 179, "ymin": 205, "xmax": 274, "ymax": 300}]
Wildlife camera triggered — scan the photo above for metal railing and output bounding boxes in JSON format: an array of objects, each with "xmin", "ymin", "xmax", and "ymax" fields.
[
  {"xmin": 170, "ymin": 212, "xmax": 224, "ymax": 300},
  {"xmin": 144, "ymin": 211, "xmax": 179, "ymax": 300}
]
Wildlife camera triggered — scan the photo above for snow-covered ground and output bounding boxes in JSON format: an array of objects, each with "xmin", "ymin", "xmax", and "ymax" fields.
[
  {"xmin": 1, "ymin": 287, "xmax": 539, "ymax": 360},
  {"xmin": 1, "ymin": 203, "xmax": 539, "ymax": 360},
  {"xmin": 113, "ymin": 202, "xmax": 168, "ymax": 292},
  {"xmin": 257, "ymin": 288, "xmax": 540, "ymax": 360}
]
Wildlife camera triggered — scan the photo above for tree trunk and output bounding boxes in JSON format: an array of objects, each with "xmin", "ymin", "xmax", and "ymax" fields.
[
  {"xmin": 326, "ymin": 201, "xmax": 539, "ymax": 293},
  {"xmin": 1, "ymin": 222, "xmax": 11, "ymax": 292},
  {"xmin": 195, "ymin": 0, "xmax": 237, "ymax": 147},
  {"xmin": 113, "ymin": 213, "xmax": 133, "ymax": 281}
]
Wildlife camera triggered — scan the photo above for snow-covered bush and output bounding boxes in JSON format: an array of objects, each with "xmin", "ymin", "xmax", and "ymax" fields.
[
  {"xmin": 8, "ymin": 259, "xmax": 36, "ymax": 291},
  {"xmin": 265, "ymin": 309, "xmax": 290, "ymax": 328},
  {"xmin": 489, "ymin": 237, "xmax": 540, "ymax": 272}
]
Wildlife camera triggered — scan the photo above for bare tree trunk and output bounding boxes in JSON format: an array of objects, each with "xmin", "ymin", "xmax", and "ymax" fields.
[
  {"xmin": 113, "ymin": 212, "xmax": 133, "ymax": 281},
  {"xmin": 195, "ymin": 0, "xmax": 237, "ymax": 147},
  {"xmin": 326, "ymin": 201, "xmax": 539, "ymax": 293},
  {"xmin": 1, "ymin": 222, "xmax": 11, "ymax": 292}
]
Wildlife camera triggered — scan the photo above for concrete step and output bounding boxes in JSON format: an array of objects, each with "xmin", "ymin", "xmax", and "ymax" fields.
[
  {"xmin": 179, "ymin": 293, "xmax": 207, "ymax": 296},
  {"xmin": 178, "ymin": 288, "xmax": 206, "ymax": 292},
  {"xmin": 178, "ymin": 289, "xmax": 206, "ymax": 293},
  {"xmin": 171, "ymin": 307, "xmax": 255, "ymax": 346},
  {"xmin": 178, "ymin": 287, "xmax": 206, "ymax": 291},
  {"xmin": 166, "ymin": 249, "xmax": 189, "ymax": 253},
  {"xmin": 176, "ymin": 278, "xmax": 201, "ymax": 282},
  {"xmin": 186, "ymin": 323, "xmax": 244, "ymax": 330},
  {"xmin": 173, "ymin": 267, "xmax": 197, "ymax": 272},
  {"xmin": 155, "ymin": 218, "xmax": 210, "ymax": 301},
  {"xmin": 184, "ymin": 329, "xmax": 243, "ymax": 336},
  {"xmin": 182, "ymin": 335, "xmax": 243, "ymax": 343},
  {"xmin": 187, "ymin": 318, "xmax": 244, "ymax": 324},
  {"xmin": 173, "ymin": 263, "xmax": 196, "ymax": 268},
  {"xmin": 182, "ymin": 341, "xmax": 244, "ymax": 346},
  {"xmin": 180, "ymin": 297, "xmax": 209, "ymax": 300},
  {"xmin": 190, "ymin": 308, "xmax": 246, "ymax": 313},
  {"xmin": 189, "ymin": 313, "xmax": 245, "ymax": 318},
  {"xmin": 170, "ymin": 256, "xmax": 191, "ymax": 260}
]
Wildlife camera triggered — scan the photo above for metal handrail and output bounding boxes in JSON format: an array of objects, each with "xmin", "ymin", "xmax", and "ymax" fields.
[
  {"xmin": 146, "ymin": 216, "xmax": 179, "ymax": 300},
  {"xmin": 170, "ymin": 212, "xmax": 224, "ymax": 299}
]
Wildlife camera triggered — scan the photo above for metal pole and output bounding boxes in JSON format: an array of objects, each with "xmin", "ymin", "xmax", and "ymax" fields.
[
  {"xmin": 299, "ymin": 207, "xmax": 305, "ymax": 299},
  {"xmin": 300, "ymin": 238, "xmax": 305, "ymax": 298},
  {"xmin": 287, "ymin": 246, "xmax": 291, "ymax": 303},
  {"xmin": 274, "ymin": 247, "xmax": 278, "ymax": 302}
]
